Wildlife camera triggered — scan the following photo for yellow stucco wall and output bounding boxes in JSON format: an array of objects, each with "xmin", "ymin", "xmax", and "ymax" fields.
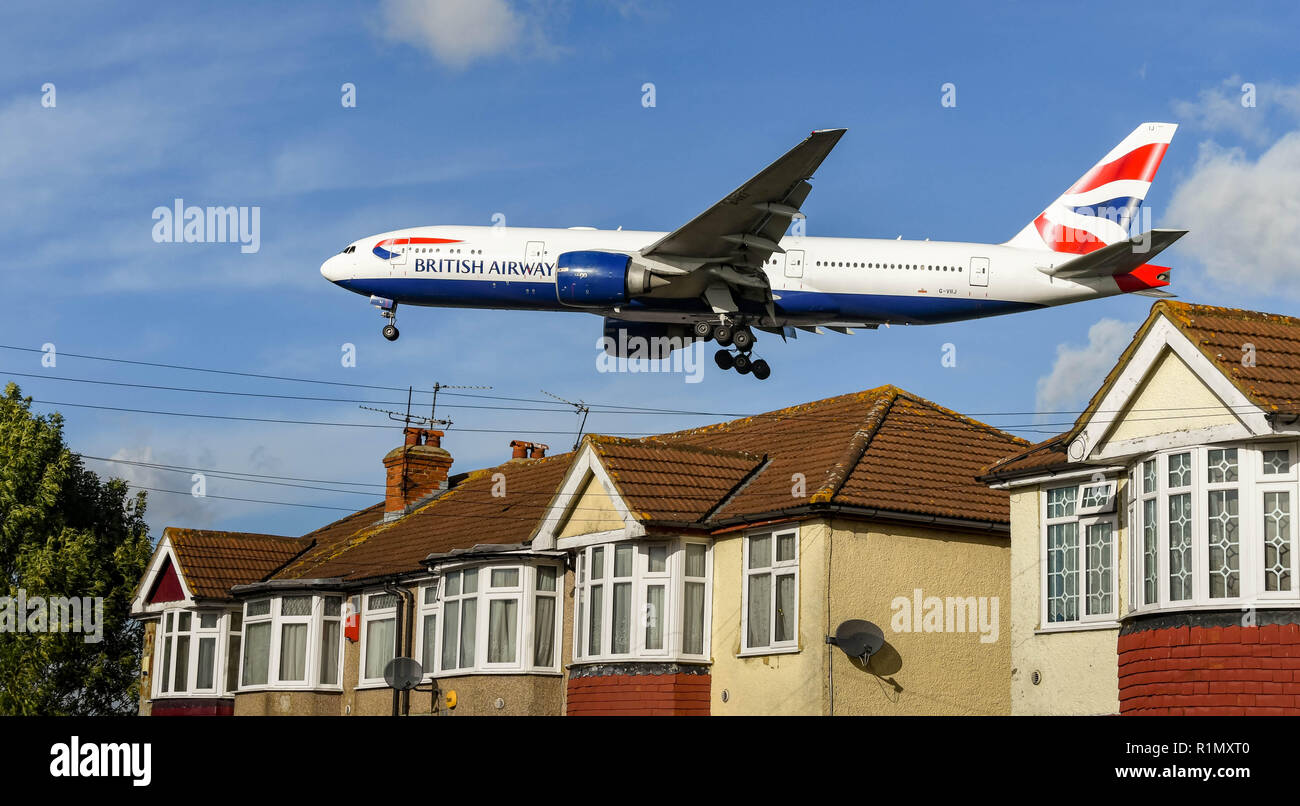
[
  {"xmin": 558, "ymin": 474, "xmax": 624, "ymax": 538},
  {"xmin": 1102, "ymin": 348, "xmax": 1238, "ymax": 448},
  {"xmin": 709, "ymin": 517, "xmax": 1011, "ymax": 715},
  {"xmin": 1008, "ymin": 487, "xmax": 1121, "ymax": 715}
]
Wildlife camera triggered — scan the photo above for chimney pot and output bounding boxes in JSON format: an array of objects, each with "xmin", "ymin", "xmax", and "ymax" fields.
[
  {"xmin": 384, "ymin": 431, "xmax": 452, "ymax": 517},
  {"xmin": 510, "ymin": 440, "xmax": 529, "ymax": 460}
]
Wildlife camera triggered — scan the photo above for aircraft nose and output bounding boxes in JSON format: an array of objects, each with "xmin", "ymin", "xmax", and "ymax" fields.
[{"xmin": 321, "ymin": 254, "xmax": 347, "ymax": 283}]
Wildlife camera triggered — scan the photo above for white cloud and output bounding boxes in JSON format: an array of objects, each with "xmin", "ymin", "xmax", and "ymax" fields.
[
  {"xmin": 1035, "ymin": 318, "xmax": 1136, "ymax": 415},
  {"xmin": 1171, "ymin": 76, "xmax": 1300, "ymax": 145},
  {"xmin": 377, "ymin": 0, "xmax": 531, "ymax": 68},
  {"xmin": 1164, "ymin": 133, "xmax": 1300, "ymax": 293}
]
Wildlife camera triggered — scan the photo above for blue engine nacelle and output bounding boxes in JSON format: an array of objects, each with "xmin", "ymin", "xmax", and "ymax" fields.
[
  {"xmin": 557, "ymin": 250, "xmax": 664, "ymax": 307},
  {"xmin": 601, "ymin": 318, "xmax": 700, "ymax": 359}
]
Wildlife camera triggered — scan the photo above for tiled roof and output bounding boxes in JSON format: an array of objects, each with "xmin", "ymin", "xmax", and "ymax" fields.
[
  {"xmin": 165, "ymin": 528, "xmax": 304, "ymax": 599},
  {"xmin": 983, "ymin": 301, "xmax": 1300, "ymax": 481}
]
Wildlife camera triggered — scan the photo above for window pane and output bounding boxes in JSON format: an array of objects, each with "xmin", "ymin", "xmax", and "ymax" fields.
[
  {"xmin": 229, "ymin": 611, "xmax": 241, "ymax": 632},
  {"xmin": 178, "ymin": 611, "xmax": 191, "ymax": 631},
  {"xmin": 441, "ymin": 601, "xmax": 460, "ymax": 671},
  {"xmin": 225, "ymin": 635, "xmax": 240, "ymax": 694},
  {"xmin": 645, "ymin": 585, "xmax": 664, "ymax": 650},
  {"xmin": 196, "ymin": 636, "xmax": 216, "ymax": 689},
  {"xmin": 1264, "ymin": 449, "xmax": 1290, "ymax": 476},
  {"xmin": 1208, "ymin": 490, "xmax": 1240, "ymax": 598},
  {"xmin": 491, "ymin": 568, "xmax": 519, "ymax": 588},
  {"xmin": 612, "ymin": 582, "xmax": 631, "ymax": 654},
  {"xmin": 281, "ymin": 596, "xmax": 312, "ymax": 617},
  {"xmin": 324, "ymin": 596, "xmax": 342, "ymax": 616},
  {"xmin": 246, "ymin": 599, "xmax": 270, "ymax": 618},
  {"xmin": 1081, "ymin": 483, "xmax": 1112, "ymax": 510},
  {"xmin": 199, "ymin": 612, "xmax": 219, "ymax": 629},
  {"xmin": 591, "ymin": 547, "xmax": 607, "ymax": 580},
  {"xmin": 487, "ymin": 599, "xmax": 518, "ymax": 663},
  {"xmin": 164, "ymin": 611, "xmax": 173, "ymax": 633},
  {"xmin": 1168, "ymin": 492, "xmax": 1194, "ymax": 601},
  {"xmin": 279, "ymin": 623, "xmax": 308, "ymax": 681},
  {"xmin": 749, "ymin": 535, "xmax": 772, "ymax": 569},
  {"xmin": 1207, "ymin": 448, "xmax": 1239, "ymax": 484},
  {"xmin": 776, "ymin": 533, "xmax": 796, "ymax": 563},
  {"xmin": 775, "ymin": 574, "xmax": 796, "ymax": 642},
  {"xmin": 614, "ymin": 544, "xmax": 633, "ymax": 578},
  {"xmin": 1046, "ymin": 523, "xmax": 1078, "ymax": 622},
  {"xmin": 533, "ymin": 595, "xmax": 555, "ymax": 667},
  {"xmin": 459, "ymin": 598, "xmax": 477, "ymax": 667},
  {"xmin": 1142, "ymin": 459, "xmax": 1157, "ymax": 495},
  {"xmin": 364, "ymin": 617, "xmax": 395, "ymax": 680},
  {"xmin": 160, "ymin": 635, "xmax": 172, "ymax": 693},
  {"xmin": 320, "ymin": 620, "xmax": 340, "ymax": 685},
  {"xmin": 174, "ymin": 635, "xmax": 190, "ymax": 692},
  {"xmin": 588, "ymin": 585, "xmax": 603, "ymax": 655},
  {"xmin": 367, "ymin": 593, "xmax": 397, "ymax": 611},
  {"xmin": 1168, "ymin": 453, "xmax": 1191, "ymax": 488},
  {"xmin": 683, "ymin": 581, "xmax": 705, "ymax": 655},
  {"xmin": 647, "ymin": 544, "xmax": 667, "ymax": 573},
  {"xmin": 462, "ymin": 569, "xmax": 478, "ymax": 594},
  {"xmin": 1046, "ymin": 487, "xmax": 1077, "ymax": 519},
  {"xmin": 1143, "ymin": 499, "xmax": 1158, "ymax": 605},
  {"xmin": 747, "ymin": 573, "xmax": 772, "ymax": 647},
  {"xmin": 242, "ymin": 622, "xmax": 270, "ymax": 686},
  {"xmin": 685, "ymin": 543, "xmax": 706, "ymax": 578},
  {"xmin": 537, "ymin": 565, "xmax": 557, "ymax": 592},
  {"xmin": 419, "ymin": 614, "xmax": 437, "ymax": 673},
  {"xmin": 1085, "ymin": 522, "xmax": 1113, "ymax": 615},
  {"xmin": 444, "ymin": 571, "xmax": 461, "ymax": 597},
  {"xmin": 1265, "ymin": 491, "xmax": 1293, "ymax": 592}
]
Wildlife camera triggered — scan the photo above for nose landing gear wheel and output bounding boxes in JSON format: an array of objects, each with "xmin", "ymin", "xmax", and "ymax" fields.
[
  {"xmin": 714, "ymin": 349, "xmax": 734, "ymax": 370},
  {"xmin": 382, "ymin": 324, "xmax": 400, "ymax": 341}
]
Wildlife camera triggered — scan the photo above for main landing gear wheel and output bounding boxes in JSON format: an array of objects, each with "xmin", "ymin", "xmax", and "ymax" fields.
[
  {"xmin": 693, "ymin": 321, "xmax": 714, "ymax": 340},
  {"xmin": 750, "ymin": 359, "xmax": 771, "ymax": 380},
  {"xmin": 714, "ymin": 349, "xmax": 734, "ymax": 370},
  {"xmin": 733, "ymin": 353, "xmax": 752, "ymax": 374},
  {"xmin": 382, "ymin": 324, "xmax": 400, "ymax": 341},
  {"xmin": 731, "ymin": 327, "xmax": 755, "ymax": 352},
  {"xmin": 712, "ymin": 324, "xmax": 734, "ymax": 347}
]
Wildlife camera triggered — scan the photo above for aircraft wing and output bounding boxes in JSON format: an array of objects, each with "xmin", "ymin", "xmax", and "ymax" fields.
[
  {"xmin": 1043, "ymin": 229, "xmax": 1187, "ymax": 279},
  {"xmin": 641, "ymin": 128, "xmax": 846, "ymax": 267}
]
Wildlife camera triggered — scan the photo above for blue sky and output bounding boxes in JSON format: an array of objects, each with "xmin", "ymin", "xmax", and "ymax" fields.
[{"xmin": 2, "ymin": 0, "xmax": 1299, "ymax": 538}]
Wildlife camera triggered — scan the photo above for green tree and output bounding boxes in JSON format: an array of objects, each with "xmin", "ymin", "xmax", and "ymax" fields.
[{"xmin": 0, "ymin": 383, "xmax": 152, "ymax": 714}]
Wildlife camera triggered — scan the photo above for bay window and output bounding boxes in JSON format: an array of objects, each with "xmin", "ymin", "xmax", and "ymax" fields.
[
  {"xmin": 239, "ymin": 594, "xmax": 345, "ymax": 690},
  {"xmin": 1041, "ymin": 478, "xmax": 1117, "ymax": 626},
  {"xmin": 1131, "ymin": 443, "xmax": 1300, "ymax": 612},
  {"xmin": 742, "ymin": 528, "xmax": 800, "ymax": 653},
  {"xmin": 574, "ymin": 539, "xmax": 711, "ymax": 662},
  {"xmin": 416, "ymin": 562, "xmax": 563, "ymax": 677},
  {"xmin": 154, "ymin": 608, "xmax": 239, "ymax": 698}
]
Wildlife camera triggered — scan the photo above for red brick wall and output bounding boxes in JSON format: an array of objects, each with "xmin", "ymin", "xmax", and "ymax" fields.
[
  {"xmin": 566, "ymin": 672, "xmax": 711, "ymax": 716},
  {"xmin": 150, "ymin": 698, "xmax": 235, "ymax": 716},
  {"xmin": 1118, "ymin": 622, "xmax": 1300, "ymax": 715}
]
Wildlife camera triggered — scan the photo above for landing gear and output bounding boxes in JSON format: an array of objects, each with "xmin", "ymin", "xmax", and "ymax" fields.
[
  {"xmin": 731, "ymin": 327, "xmax": 755, "ymax": 352},
  {"xmin": 714, "ymin": 349, "xmax": 734, "ymax": 370},
  {"xmin": 706, "ymin": 321, "xmax": 770, "ymax": 379},
  {"xmin": 750, "ymin": 359, "xmax": 771, "ymax": 380},
  {"xmin": 713, "ymin": 324, "xmax": 734, "ymax": 347},
  {"xmin": 693, "ymin": 321, "xmax": 714, "ymax": 339},
  {"xmin": 733, "ymin": 353, "xmax": 751, "ymax": 374},
  {"xmin": 382, "ymin": 323, "xmax": 400, "ymax": 341},
  {"xmin": 372, "ymin": 296, "xmax": 399, "ymax": 341}
]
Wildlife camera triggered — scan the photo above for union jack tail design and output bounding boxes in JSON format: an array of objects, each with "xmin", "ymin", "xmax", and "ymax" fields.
[{"xmin": 1006, "ymin": 122, "xmax": 1177, "ymax": 254}]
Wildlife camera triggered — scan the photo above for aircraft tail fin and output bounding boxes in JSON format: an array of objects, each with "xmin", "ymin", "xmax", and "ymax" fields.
[{"xmin": 1005, "ymin": 122, "xmax": 1177, "ymax": 254}]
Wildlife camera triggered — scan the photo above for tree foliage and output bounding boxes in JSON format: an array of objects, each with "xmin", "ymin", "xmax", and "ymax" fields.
[{"xmin": 0, "ymin": 383, "xmax": 153, "ymax": 714}]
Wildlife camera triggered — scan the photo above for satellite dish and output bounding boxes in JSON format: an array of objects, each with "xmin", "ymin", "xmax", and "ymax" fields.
[
  {"xmin": 833, "ymin": 619, "xmax": 884, "ymax": 661},
  {"xmin": 384, "ymin": 657, "xmax": 423, "ymax": 691}
]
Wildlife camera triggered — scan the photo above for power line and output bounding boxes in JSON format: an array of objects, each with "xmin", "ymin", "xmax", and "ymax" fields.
[{"xmin": 81, "ymin": 455, "xmax": 386, "ymax": 488}]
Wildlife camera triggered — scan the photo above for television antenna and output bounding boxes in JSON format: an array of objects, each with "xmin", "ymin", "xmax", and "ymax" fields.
[
  {"xmin": 542, "ymin": 389, "xmax": 591, "ymax": 451},
  {"xmin": 359, "ymin": 386, "xmax": 453, "ymax": 430},
  {"xmin": 429, "ymin": 381, "xmax": 491, "ymax": 425}
]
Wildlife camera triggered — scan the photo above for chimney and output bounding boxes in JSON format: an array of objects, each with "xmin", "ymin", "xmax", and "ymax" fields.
[
  {"xmin": 383, "ymin": 428, "xmax": 452, "ymax": 518},
  {"xmin": 508, "ymin": 440, "xmax": 549, "ymax": 461}
]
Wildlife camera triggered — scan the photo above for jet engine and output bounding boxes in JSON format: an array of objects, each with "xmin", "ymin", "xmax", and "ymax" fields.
[
  {"xmin": 556, "ymin": 251, "xmax": 666, "ymax": 307},
  {"xmin": 601, "ymin": 318, "xmax": 701, "ymax": 359}
]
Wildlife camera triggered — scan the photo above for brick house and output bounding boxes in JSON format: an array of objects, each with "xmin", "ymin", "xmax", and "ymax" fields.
[
  {"xmin": 982, "ymin": 301, "xmax": 1300, "ymax": 715},
  {"xmin": 131, "ymin": 385, "xmax": 1023, "ymax": 716}
]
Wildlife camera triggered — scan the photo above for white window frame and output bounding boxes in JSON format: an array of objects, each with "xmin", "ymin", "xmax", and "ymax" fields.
[
  {"xmin": 357, "ymin": 591, "xmax": 399, "ymax": 688},
  {"xmin": 237, "ymin": 594, "xmax": 348, "ymax": 692},
  {"xmin": 739, "ymin": 527, "xmax": 801, "ymax": 656},
  {"xmin": 152, "ymin": 607, "xmax": 238, "ymax": 699},
  {"xmin": 415, "ymin": 580, "xmax": 440, "ymax": 679},
  {"xmin": 1039, "ymin": 481, "xmax": 1118, "ymax": 630},
  {"xmin": 573, "ymin": 538, "xmax": 712, "ymax": 664},
  {"xmin": 1129, "ymin": 443, "xmax": 1300, "ymax": 615}
]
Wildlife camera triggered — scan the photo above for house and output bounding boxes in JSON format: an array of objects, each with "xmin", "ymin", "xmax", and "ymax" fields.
[
  {"xmin": 131, "ymin": 385, "xmax": 1024, "ymax": 716},
  {"xmin": 982, "ymin": 301, "xmax": 1300, "ymax": 716}
]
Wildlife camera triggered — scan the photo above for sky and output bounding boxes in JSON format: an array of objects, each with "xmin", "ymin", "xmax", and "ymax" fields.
[{"xmin": 2, "ymin": 0, "xmax": 1299, "ymax": 539}]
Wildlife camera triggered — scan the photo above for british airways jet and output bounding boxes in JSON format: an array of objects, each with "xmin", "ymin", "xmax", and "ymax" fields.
[{"xmin": 321, "ymin": 123, "xmax": 1184, "ymax": 380}]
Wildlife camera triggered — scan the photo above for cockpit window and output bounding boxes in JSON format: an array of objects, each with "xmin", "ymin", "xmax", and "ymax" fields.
[{"xmin": 340, "ymin": 245, "xmax": 356, "ymax": 254}]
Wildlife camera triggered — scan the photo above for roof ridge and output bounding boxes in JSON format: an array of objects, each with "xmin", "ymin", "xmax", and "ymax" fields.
[
  {"xmin": 887, "ymin": 387, "xmax": 1032, "ymax": 447},
  {"xmin": 810, "ymin": 391, "xmax": 898, "ymax": 503},
  {"xmin": 1156, "ymin": 299, "xmax": 1300, "ymax": 328}
]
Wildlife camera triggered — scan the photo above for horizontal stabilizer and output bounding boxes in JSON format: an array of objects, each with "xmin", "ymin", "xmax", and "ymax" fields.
[
  {"xmin": 1042, "ymin": 229, "xmax": 1187, "ymax": 279},
  {"xmin": 1133, "ymin": 288, "xmax": 1178, "ymax": 298}
]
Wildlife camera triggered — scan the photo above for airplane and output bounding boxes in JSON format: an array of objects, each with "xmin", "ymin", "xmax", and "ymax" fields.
[{"xmin": 320, "ymin": 122, "xmax": 1185, "ymax": 380}]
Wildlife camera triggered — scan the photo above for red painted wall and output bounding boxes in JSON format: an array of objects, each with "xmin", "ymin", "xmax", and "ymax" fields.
[
  {"xmin": 1118, "ymin": 622, "xmax": 1300, "ymax": 715},
  {"xmin": 147, "ymin": 557, "xmax": 185, "ymax": 604},
  {"xmin": 151, "ymin": 698, "xmax": 234, "ymax": 716},
  {"xmin": 566, "ymin": 672, "xmax": 711, "ymax": 716}
]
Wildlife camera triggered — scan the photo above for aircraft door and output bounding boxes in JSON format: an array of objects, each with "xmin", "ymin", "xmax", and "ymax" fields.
[
  {"xmin": 525, "ymin": 240, "xmax": 545, "ymax": 264},
  {"xmin": 969, "ymin": 256, "xmax": 989, "ymax": 287},
  {"xmin": 388, "ymin": 237, "xmax": 407, "ymax": 268},
  {"xmin": 785, "ymin": 250, "xmax": 805, "ymax": 279}
]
